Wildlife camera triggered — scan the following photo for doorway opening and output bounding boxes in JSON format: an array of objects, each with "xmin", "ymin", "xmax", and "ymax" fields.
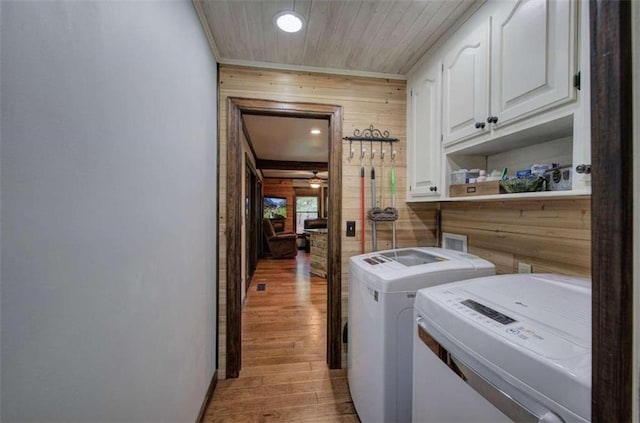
[{"xmin": 226, "ymin": 97, "xmax": 343, "ymax": 378}]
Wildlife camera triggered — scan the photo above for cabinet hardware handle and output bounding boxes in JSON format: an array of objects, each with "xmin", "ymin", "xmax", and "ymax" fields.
[
  {"xmin": 429, "ymin": 186, "xmax": 438, "ymax": 192},
  {"xmin": 474, "ymin": 122, "xmax": 486, "ymax": 129},
  {"xmin": 487, "ymin": 116, "xmax": 499, "ymax": 124},
  {"xmin": 575, "ymin": 164, "xmax": 592, "ymax": 174}
]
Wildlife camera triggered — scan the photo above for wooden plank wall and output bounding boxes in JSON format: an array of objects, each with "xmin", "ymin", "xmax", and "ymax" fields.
[
  {"xmin": 440, "ymin": 198, "xmax": 591, "ymax": 277},
  {"xmin": 218, "ymin": 65, "xmax": 438, "ymax": 374},
  {"xmin": 263, "ymin": 179, "xmax": 295, "ymax": 233},
  {"xmin": 217, "ymin": 65, "xmax": 592, "ymax": 374}
]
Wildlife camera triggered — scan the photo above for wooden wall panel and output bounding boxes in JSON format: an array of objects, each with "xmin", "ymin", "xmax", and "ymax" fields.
[
  {"xmin": 218, "ymin": 65, "xmax": 437, "ymax": 374},
  {"xmin": 440, "ymin": 198, "xmax": 591, "ymax": 277},
  {"xmin": 263, "ymin": 179, "xmax": 295, "ymax": 232},
  {"xmin": 217, "ymin": 64, "xmax": 591, "ymax": 375}
]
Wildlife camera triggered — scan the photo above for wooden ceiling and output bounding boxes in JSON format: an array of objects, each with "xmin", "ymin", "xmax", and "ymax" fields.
[
  {"xmin": 196, "ymin": 0, "xmax": 481, "ymax": 76},
  {"xmin": 243, "ymin": 114, "xmax": 329, "ymax": 179}
]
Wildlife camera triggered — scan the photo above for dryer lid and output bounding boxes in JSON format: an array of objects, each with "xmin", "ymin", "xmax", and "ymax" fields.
[{"xmin": 415, "ymin": 273, "xmax": 591, "ymax": 421}]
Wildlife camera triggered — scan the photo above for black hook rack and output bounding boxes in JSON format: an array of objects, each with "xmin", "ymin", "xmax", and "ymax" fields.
[
  {"xmin": 344, "ymin": 125, "xmax": 399, "ymax": 161},
  {"xmin": 343, "ymin": 124, "xmax": 399, "ymax": 143}
]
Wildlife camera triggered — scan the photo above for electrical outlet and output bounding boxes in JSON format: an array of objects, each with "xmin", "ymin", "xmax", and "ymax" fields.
[
  {"xmin": 346, "ymin": 221, "xmax": 356, "ymax": 237},
  {"xmin": 518, "ymin": 262, "xmax": 532, "ymax": 273}
]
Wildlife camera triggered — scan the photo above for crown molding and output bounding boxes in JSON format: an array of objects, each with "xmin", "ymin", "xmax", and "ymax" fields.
[
  {"xmin": 219, "ymin": 58, "xmax": 407, "ymax": 81},
  {"xmin": 192, "ymin": 0, "xmax": 221, "ymax": 62}
]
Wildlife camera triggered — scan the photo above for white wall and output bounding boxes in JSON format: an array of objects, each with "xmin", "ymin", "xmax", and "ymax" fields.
[
  {"xmin": 0, "ymin": 1, "xmax": 3, "ymax": 418},
  {"xmin": 633, "ymin": 2, "xmax": 639, "ymax": 421},
  {"xmin": 0, "ymin": 1, "xmax": 217, "ymax": 421}
]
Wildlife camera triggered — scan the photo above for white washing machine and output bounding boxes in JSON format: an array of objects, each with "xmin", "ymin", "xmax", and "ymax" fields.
[
  {"xmin": 412, "ymin": 273, "xmax": 591, "ymax": 423},
  {"xmin": 347, "ymin": 247, "xmax": 495, "ymax": 423}
]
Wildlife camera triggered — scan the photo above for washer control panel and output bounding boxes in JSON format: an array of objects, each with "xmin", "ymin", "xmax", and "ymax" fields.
[
  {"xmin": 461, "ymin": 299, "xmax": 517, "ymax": 325},
  {"xmin": 430, "ymin": 289, "xmax": 587, "ymax": 360}
]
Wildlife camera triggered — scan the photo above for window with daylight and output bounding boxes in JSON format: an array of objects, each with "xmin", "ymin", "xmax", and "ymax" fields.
[{"xmin": 296, "ymin": 196, "xmax": 318, "ymax": 234}]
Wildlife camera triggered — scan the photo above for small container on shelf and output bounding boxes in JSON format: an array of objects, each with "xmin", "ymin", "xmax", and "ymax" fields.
[
  {"xmin": 468, "ymin": 169, "xmax": 481, "ymax": 180},
  {"xmin": 486, "ymin": 169, "xmax": 502, "ymax": 182},
  {"xmin": 499, "ymin": 176, "xmax": 545, "ymax": 193},
  {"xmin": 449, "ymin": 180, "xmax": 505, "ymax": 197},
  {"xmin": 531, "ymin": 163, "xmax": 557, "ymax": 177},
  {"xmin": 450, "ymin": 170, "xmax": 468, "ymax": 185},
  {"xmin": 450, "ymin": 169, "xmax": 481, "ymax": 185},
  {"xmin": 544, "ymin": 165, "xmax": 573, "ymax": 191}
]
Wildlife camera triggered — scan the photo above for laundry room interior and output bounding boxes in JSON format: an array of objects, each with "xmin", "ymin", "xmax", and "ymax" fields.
[
  {"xmin": 1, "ymin": 0, "xmax": 635, "ymax": 422},
  {"xmin": 211, "ymin": 0, "xmax": 620, "ymax": 420}
]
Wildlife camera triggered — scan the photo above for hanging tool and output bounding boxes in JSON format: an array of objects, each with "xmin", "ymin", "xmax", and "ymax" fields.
[
  {"xmin": 342, "ymin": 125, "xmax": 401, "ymax": 253},
  {"xmin": 379, "ymin": 148, "xmax": 385, "ymax": 250},
  {"xmin": 391, "ymin": 150, "xmax": 397, "ymax": 249},
  {"xmin": 367, "ymin": 146, "xmax": 399, "ymax": 252},
  {"xmin": 370, "ymin": 148, "xmax": 377, "ymax": 252},
  {"xmin": 360, "ymin": 144, "xmax": 366, "ymax": 254},
  {"xmin": 379, "ymin": 146, "xmax": 385, "ymax": 207}
]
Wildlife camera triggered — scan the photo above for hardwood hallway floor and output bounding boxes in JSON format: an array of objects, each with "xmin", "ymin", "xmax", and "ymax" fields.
[{"xmin": 204, "ymin": 253, "xmax": 359, "ymax": 423}]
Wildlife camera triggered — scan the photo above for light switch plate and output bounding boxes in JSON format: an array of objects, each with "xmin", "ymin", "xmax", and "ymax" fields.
[{"xmin": 346, "ymin": 221, "xmax": 356, "ymax": 237}]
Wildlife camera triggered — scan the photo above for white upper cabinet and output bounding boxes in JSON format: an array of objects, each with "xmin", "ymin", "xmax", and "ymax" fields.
[
  {"xmin": 406, "ymin": 0, "xmax": 588, "ymax": 202},
  {"xmin": 442, "ymin": 21, "xmax": 490, "ymax": 145},
  {"xmin": 490, "ymin": 0, "xmax": 575, "ymax": 126},
  {"xmin": 441, "ymin": 0, "xmax": 577, "ymax": 147},
  {"xmin": 408, "ymin": 60, "xmax": 442, "ymax": 199}
]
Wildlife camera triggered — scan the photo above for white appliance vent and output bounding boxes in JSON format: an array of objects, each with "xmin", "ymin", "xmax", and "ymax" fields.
[{"xmin": 442, "ymin": 232, "xmax": 468, "ymax": 253}]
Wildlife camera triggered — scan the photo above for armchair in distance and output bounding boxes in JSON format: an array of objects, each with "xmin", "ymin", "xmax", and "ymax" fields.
[{"xmin": 263, "ymin": 218, "xmax": 297, "ymax": 259}]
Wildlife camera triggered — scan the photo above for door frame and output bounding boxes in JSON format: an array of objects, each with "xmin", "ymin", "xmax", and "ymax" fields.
[
  {"xmin": 226, "ymin": 97, "xmax": 343, "ymax": 377},
  {"xmin": 244, "ymin": 154, "xmax": 260, "ymax": 291},
  {"xmin": 590, "ymin": 1, "xmax": 634, "ymax": 421}
]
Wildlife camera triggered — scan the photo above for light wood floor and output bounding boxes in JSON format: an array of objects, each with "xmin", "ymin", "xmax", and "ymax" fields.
[{"xmin": 203, "ymin": 253, "xmax": 359, "ymax": 423}]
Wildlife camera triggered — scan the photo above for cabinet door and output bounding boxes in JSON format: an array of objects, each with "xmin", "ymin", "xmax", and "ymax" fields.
[
  {"xmin": 442, "ymin": 21, "xmax": 489, "ymax": 145},
  {"xmin": 491, "ymin": 0, "xmax": 575, "ymax": 126},
  {"xmin": 408, "ymin": 61, "xmax": 441, "ymax": 199}
]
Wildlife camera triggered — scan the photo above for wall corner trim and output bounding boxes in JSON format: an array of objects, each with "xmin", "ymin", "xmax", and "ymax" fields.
[
  {"xmin": 192, "ymin": 1, "xmax": 222, "ymax": 62},
  {"xmin": 196, "ymin": 370, "xmax": 218, "ymax": 423}
]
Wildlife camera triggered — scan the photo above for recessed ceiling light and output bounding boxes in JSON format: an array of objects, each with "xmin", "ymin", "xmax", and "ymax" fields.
[
  {"xmin": 310, "ymin": 129, "xmax": 321, "ymax": 135},
  {"xmin": 274, "ymin": 11, "xmax": 304, "ymax": 33}
]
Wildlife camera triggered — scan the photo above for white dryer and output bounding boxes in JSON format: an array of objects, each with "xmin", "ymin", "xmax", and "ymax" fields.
[
  {"xmin": 412, "ymin": 273, "xmax": 591, "ymax": 423},
  {"xmin": 347, "ymin": 247, "xmax": 495, "ymax": 423}
]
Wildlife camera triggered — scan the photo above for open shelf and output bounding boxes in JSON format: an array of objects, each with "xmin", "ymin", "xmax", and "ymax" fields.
[
  {"xmin": 442, "ymin": 189, "xmax": 591, "ymax": 202},
  {"xmin": 442, "ymin": 113, "xmax": 589, "ymax": 201}
]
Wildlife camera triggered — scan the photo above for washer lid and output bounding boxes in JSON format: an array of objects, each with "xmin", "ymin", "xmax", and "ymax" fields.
[
  {"xmin": 379, "ymin": 249, "xmax": 446, "ymax": 266},
  {"xmin": 415, "ymin": 273, "xmax": 591, "ymax": 420},
  {"xmin": 349, "ymin": 247, "xmax": 495, "ymax": 293}
]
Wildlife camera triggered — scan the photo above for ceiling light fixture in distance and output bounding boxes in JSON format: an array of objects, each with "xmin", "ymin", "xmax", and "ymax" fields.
[
  {"xmin": 309, "ymin": 171, "xmax": 323, "ymax": 189},
  {"xmin": 274, "ymin": 11, "xmax": 304, "ymax": 33},
  {"xmin": 310, "ymin": 129, "xmax": 321, "ymax": 135}
]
